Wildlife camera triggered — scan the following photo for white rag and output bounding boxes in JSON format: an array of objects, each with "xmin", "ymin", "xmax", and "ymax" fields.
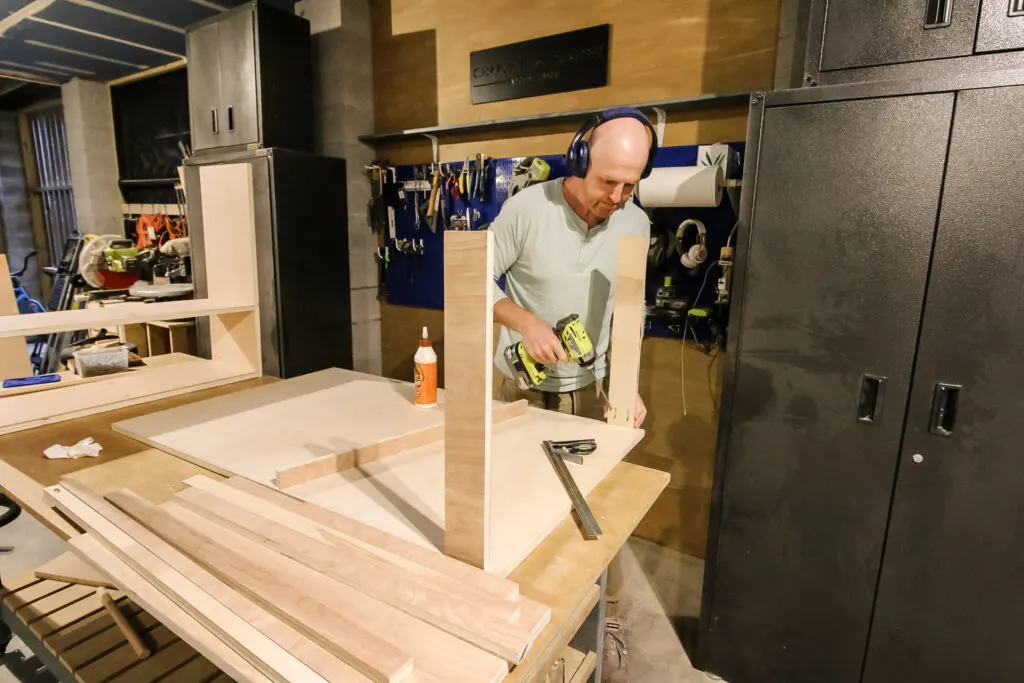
[{"xmin": 44, "ymin": 437, "xmax": 103, "ymax": 460}]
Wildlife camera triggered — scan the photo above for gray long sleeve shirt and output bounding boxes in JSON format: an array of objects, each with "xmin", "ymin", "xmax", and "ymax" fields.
[{"xmin": 491, "ymin": 178, "xmax": 650, "ymax": 392}]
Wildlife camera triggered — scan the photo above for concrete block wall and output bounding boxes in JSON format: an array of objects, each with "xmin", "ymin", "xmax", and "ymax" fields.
[
  {"xmin": 311, "ymin": 0, "xmax": 381, "ymax": 374},
  {"xmin": 0, "ymin": 111, "xmax": 40, "ymax": 301},
  {"xmin": 61, "ymin": 78, "xmax": 123, "ymax": 237}
]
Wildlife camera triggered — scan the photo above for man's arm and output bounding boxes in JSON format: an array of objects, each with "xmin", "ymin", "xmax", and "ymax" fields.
[{"xmin": 490, "ymin": 198, "xmax": 566, "ymax": 365}]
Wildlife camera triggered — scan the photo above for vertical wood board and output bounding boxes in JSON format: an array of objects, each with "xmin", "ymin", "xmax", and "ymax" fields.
[{"xmin": 442, "ymin": 231, "xmax": 494, "ymax": 569}]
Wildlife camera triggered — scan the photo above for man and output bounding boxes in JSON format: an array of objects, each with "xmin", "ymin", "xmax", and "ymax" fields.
[
  {"xmin": 491, "ymin": 109, "xmax": 654, "ymax": 425},
  {"xmin": 489, "ymin": 109, "xmax": 655, "ymax": 679}
]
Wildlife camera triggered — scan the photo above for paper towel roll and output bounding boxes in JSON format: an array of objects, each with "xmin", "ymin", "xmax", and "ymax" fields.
[{"xmin": 636, "ymin": 166, "xmax": 723, "ymax": 207}]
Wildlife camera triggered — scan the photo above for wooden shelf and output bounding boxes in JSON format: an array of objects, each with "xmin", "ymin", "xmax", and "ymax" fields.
[
  {"xmin": 0, "ymin": 299, "xmax": 253, "ymax": 339},
  {"xmin": 359, "ymin": 91, "xmax": 753, "ymax": 143},
  {"xmin": 0, "ymin": 356, "xmax": 257, "ymax": 435}
]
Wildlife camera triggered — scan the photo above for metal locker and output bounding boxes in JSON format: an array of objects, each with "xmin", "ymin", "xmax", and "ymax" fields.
[
  {"xmin": 818, "ymin": 0, "xmax": 981, "ymax": 71},
  {"xmin": 701, "ymin": 92, "xmax": 954, "ymax": 683},
  {"xmin": 186, "ymin": 22, "xmax": 222, "ymax": 152},
  {"xmin": 863, "ymin": 83, "xmax": 1024, "ymax": 683},
  {"xmin": 217, "ymin": 7, "xmax": 259, "ymax": 147},
  {"xmin": 976, "ymin": 0, "xmax": 1024, "ymax": 51}
]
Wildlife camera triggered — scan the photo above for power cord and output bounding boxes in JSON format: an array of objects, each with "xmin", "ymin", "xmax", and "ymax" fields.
[{"xmin": 681, "ymin": 260, "xmax": 723, "ymax": 416}]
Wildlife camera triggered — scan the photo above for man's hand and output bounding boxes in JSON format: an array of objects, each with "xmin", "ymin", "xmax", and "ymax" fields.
[
  {"xmin": 634, "ymin": 394, "xmax": 647, "ymax": 428},
  {"xmin": 520, "ymin": 314, "xmax": 568, "ymax": 365},
  {"xmin": 494, "ymin": 299, "xmax": 567, "ymax": 366}
]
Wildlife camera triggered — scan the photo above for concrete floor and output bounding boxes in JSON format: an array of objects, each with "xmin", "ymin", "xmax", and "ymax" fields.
[{"xmin": 0, "ymin": 510, "xmax": 718, "ymax": 683}]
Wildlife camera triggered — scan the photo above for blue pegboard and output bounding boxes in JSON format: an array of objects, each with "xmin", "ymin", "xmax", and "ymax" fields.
[{"xmin": 382, "ymin": 143, "xmax": 743, "ymax": 344}]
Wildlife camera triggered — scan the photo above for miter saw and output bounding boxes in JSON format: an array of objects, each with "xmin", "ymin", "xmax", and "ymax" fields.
[{"xmin": 78, "ymin": 234, "xmax": 192, "ymax": 291}]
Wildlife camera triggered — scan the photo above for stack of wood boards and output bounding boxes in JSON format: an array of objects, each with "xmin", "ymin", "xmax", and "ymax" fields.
[
  {"xmin": 111, "ymin": 368, "xmax": 645, "ymax": 574},
  {"xmin": 47, "ymin": 474, "xmax": 552, "ymax": 683}
]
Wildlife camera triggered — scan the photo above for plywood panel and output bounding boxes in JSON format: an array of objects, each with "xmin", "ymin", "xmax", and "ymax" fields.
[
  {"xmin": 113, "ymin": 368, "xmax": 644, "ymax": 576},
  {"xmin": 442, "ymin": 231, "xmax": 493, "ymax": 568},
  {"xmin": 114, "ymin": 368, "xmax": 517, "ymax": 486},
  {"xmin": 0, "ymin": 254, "xmax": 32, "ymax": 381},
  {"xmin": 606, "ymin": 236, "xmax": 648, "ymax": 428}
]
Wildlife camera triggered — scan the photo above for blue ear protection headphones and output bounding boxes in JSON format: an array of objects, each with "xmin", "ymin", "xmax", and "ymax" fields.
[{"xmin": 565, "ymin": 107, "xmax": 659, "ymax": 180}]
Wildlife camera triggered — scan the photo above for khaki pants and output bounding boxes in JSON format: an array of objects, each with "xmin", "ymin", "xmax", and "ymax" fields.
[{"xmin": 494, "ymin": 374, "xmax": 624, "ymax": 606}]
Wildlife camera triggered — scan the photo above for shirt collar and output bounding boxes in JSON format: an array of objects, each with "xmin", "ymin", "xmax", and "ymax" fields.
[{"xmin": 556, "ymin": 178, "xmax": 610, "ymax": 237}]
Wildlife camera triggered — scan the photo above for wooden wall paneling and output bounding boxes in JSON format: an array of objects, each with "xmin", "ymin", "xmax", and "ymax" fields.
[
  {"xmin": 0, "ymin": 254, "xmax": 32, "ymax": 381},
  {"xmin": 442, "ymin": 231, "xmax": 494, "ymax": 569},
  {"xmin": 371, "ymin": 0, "xmax": 438, "ymax": 133},
  {"xmin": 431, "ymin": 0, "xmax": 781, "ymax": 126},
  {"xmin": 66, "ymin": 535, "xmax": 274, "ymax": 683},
  {"xmin": 48, "ymin": 484, "xmax": 341, "ymax": 683},
  {"xmin": 106, "ymin": 491, "xmax": 508, "ymax": 683},
  {"xmin": 275, "ymin": 399, "xmax": 527, "ymax": 489},
  {"xmin": 606, "ymin": 236, "xmax": 649, "ymax": 428},
  {"xmin": 171, "ymin": 485, "xmax": 535, "ymax": 664},
  {"xmin": 629, "ymin": 338, "xmax": 722, "ymax": 557},
  {"xmin": 218, "ymin": 476, "xmax": 522, "ymax": 601}
]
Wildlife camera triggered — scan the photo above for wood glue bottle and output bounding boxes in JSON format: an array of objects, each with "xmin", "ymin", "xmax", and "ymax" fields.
[{"xmin": 414, "ymin": 326, "xmax": 437, "ymax": 408}]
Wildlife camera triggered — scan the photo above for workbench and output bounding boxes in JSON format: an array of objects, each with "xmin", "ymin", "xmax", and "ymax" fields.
[{"xmin": 0, "ymin": 379, "xmax": 668, "ymax": 683}]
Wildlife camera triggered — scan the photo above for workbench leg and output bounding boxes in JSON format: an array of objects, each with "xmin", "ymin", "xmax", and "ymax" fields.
[
  {"xmin": 1, "ymin": 600, "xmax": 77, "ymax": 683},
  {"xmin": 569, "ymin": 569, "xmax": 607, "ymax": 683}
]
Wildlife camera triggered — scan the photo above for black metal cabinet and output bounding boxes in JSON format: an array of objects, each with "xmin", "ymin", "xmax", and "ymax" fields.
[
  {"xmin": 701, "ymin": 93, "xmax": 952, "ymax": 683},
  {"xmin": 186, "ymin": 2, "xmax": 311, "ymax": 154},
  {"xmin": 976, "ymin": 0, "xmax": 1024, "ymax": 52},
  {"xmin": 805, "ymin": 0, "xmax": 1024, "ymax": 84},
  {"xmin": 819, "ymin": 0, "xmax": 981, "ymax": 71},
  {"xmin": 863, "ymin": 83, "xmax": 1024, "ymax": 683},
  {"xmin": 703, "ymin": 72, "xmax": 1024, "ymax": 683}
]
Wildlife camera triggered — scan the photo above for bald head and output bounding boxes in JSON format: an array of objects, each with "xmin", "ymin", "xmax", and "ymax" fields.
[
  {"xmin": 566, "ymin": 116, "xmax": 652, "ymax": 223},
  {"xmin": 588, "ymin": 116, "xmax": 652, "ymax": 180}
]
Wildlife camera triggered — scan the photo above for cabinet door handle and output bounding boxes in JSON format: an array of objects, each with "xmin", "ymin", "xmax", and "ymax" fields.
[
  {"xmin": 924, "ymin": 0, "xmax": 953, "ymax": 28},
  {"xmin": 227, "ymin": 106, "xmax": 234, "ymax": 132},
  {"xmin": 212, "ymin": 109, "xmax": 219, "ymax": 134},
  {"xmin": 857, "ymin": 374, "xmax": 887, "ymax": 424},
  {"xmin": 1011, "ymin": 0, "xmax": 1024, "ymax": 17},
  {"xmin": 929, "ymin": 382, "xmax": 962, "ymax": 437}
]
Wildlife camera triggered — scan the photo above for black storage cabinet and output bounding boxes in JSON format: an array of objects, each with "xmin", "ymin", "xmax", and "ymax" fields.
[
  {"xmin": 184, "ymin": 148, "xmax": 352, "ymax": 378},
  {"xmin": 701, "ymin": 70, "xmax": 1024, "ymax": 683},
  {"xmin": 805, "ymin": 0, "xmax": 1024, "ymax": 85},
  {"xmin": 186, "ymin": 1, "xmax": 312, "ymax": 154}
]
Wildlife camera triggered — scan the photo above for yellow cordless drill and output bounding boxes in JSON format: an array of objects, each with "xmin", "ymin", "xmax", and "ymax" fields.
[{"xmin": 505, "ymin": 314, "xmax": 596, "ymax": 390}]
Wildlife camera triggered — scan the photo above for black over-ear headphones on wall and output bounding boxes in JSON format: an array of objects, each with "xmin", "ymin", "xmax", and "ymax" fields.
[{"xmin": 565, "ymin": 107, "xmax": 659, "ymax": 180}]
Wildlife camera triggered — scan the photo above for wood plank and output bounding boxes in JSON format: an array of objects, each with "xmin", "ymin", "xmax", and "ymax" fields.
[
  {"xmin": 0, "ymin": 357, "xmax": 257, "ymax": 436},
  {"xmin": 51, "ymin": 484, "xmax": 373, "ymax": 683},
  {"xmin": 568, "ymin": 651, "xmax": 598, "ymax": 683},
  {"xmin": 220, "ymin": 476, "xmax": 521, "ymax": 601},
  {"xmin": 442, "ymin": 230, "xmax": 494, "ymax": 569},
  {"xmin": 606, "ymin": 236, "xmax": 648, "ymax": 428},
  {"xmin": 106, "ymin": 490, "xmax": 507, "ymax": 683},
  {"xmin": 0, "ymin": 352, "xmax": 196, "ymax": 399},
  {"xmin": 0, "ymin": 254, "xmax": 32, "ymax": 382},
  {"xmin": 183, "ymin": 475, "xmax": 537, "ymax": 625},
  {"xmin": 49, "ymin": 484, "xmax": 370, "ymax": 683},
  {"xmin": 0, "ymin": 299, "xmax": 253, "ymax": 339},
  {"xmin": 171, "ymin": 485, "xmax": 537, "ymax": 647},
  {"xmin": 276, "ymin": 399, "xmax": 529, "ymax": 489},
  {"xmin": 67, "ymin": 533, "xmax": 274, "ymax": 683},
  {"xmin": 35, "ymin": 551, "xmax": 117, "ymax": 589}
]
